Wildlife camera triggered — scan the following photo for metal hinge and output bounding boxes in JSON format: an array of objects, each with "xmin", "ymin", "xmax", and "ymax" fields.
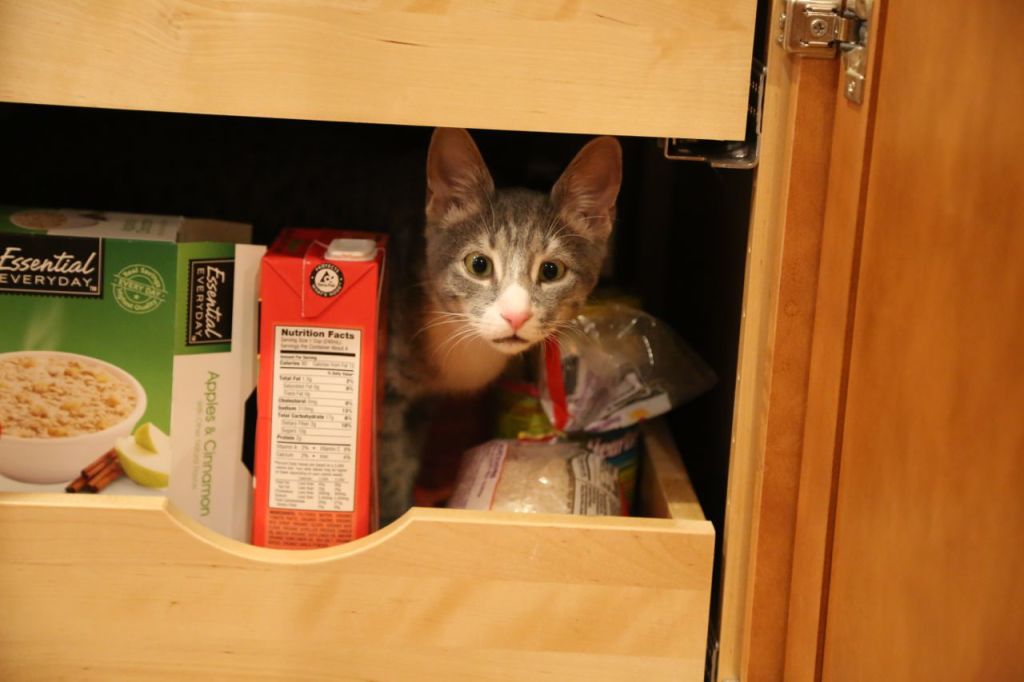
[
  {"xmin": 778, "ymin": 0, "xmax": 872, "ymax": 103},
  {"xmin": 663, "ymin": 59, "xmax": 766, "ymax": 169}
]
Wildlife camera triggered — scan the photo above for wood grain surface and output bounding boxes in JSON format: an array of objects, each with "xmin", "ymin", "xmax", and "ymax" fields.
[
  {"xmin": 821, "ymin": 1, "xmax": 1024, "ymax": 678},
  {"xmin": 0, "ymin": 0, "xmax": 756, "ymax": 139},
  {"xmin": 718, "ymin": 1, "xmax": 837, "ymax": 677},
  {"xmin": 0, "ymin": 422, "xmax": 714, "ymax": 681},
  {"xmin": 783, "ymin": 1, "xmax": 887, "ymax": 678}
]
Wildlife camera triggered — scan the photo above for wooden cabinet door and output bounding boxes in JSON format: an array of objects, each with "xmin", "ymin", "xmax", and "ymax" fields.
[{"xmin": 816, "ymin": 2, "xmax": 1024, "ymax": 679}]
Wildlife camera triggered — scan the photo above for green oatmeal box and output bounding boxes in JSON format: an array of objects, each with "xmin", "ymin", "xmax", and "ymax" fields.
[{"xmin": 0, "ymin": 206, "xmax": 263, "ymax": 541}]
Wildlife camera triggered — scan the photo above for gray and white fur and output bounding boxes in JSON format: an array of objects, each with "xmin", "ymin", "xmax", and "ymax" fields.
[{"xmin": 379, "ymin": 128, "xmax": 622, "ymax": 522}]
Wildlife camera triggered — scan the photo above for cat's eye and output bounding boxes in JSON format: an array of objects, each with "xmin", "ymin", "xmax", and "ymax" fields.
[
  {"xmin": 539, "ymin": 260, "xmax": 567, "ymax": 282},
  {"xmin": 464, "ymin": 253, "xmax": 493, "ymax": 278}
]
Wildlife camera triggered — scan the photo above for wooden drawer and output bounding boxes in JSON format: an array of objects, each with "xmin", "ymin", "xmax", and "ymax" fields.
[
  {"xmin": 0, "ymin": 420, "xmax": 714, "ymax": 681},
  {"xmin": 0, "ymin": 0, "xmax": 757, "ymax": 140}
]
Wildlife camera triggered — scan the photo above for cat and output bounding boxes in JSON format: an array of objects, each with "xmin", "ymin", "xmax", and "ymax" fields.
[{"xmin": 379, "ymin": 128, "xmax": 622, "ymax": 522}]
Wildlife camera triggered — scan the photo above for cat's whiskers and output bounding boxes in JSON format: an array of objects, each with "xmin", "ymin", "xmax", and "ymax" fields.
[
  {"xmin": 412, "ymin": 308, "xmax": 473, "ymax": 329},
  {"xmin": 540, "ymin": 209, "xmax": 563, "ymax": 242},
  {"xmin": 434, "ymin": 325, "xmax": 484, "ymax": 369},
  {"xmin": 548, "ymin": 320, "xmax": 589, "ymax": 349},
  {"xmin": 422, "ymin": 310, "xmax": 474, "ymax": 320},
  {"xmin": 432, "ymin": 317, "xmax": 479, "ymax": 346},
  {"xmin": 544, "ymin": 221, "xmax": 591, "ymax": 248},
  {"xmin": 553, "ymin": 224, "xmax": 592, "ymax": 241},
  {"xmin": 410, "ymin": 314, "xmax": 472, "ymax": 342},
  {"xmin": 485, "ymin": 192, "xmax": 500, "ymax": 236}
]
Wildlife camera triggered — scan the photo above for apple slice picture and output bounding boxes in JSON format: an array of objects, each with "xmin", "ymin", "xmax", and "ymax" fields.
[{"xmin": 115, "ymin": 422, "xmax": 171, "ymax": 488}]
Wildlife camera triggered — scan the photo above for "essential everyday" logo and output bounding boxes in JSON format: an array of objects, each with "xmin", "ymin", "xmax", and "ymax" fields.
[
  {"xmin": 187, "ymin": 258, "xmax": 235, "ymax": 345},
  {"xmin": 0, "ymin": 234, "xmax": 103, "ymax": 297}
]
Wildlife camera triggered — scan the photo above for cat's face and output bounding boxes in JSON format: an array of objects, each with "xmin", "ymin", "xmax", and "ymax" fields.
[{"xmin": 423, "ymin": 129, "xmax": 622, "ymax": 355}]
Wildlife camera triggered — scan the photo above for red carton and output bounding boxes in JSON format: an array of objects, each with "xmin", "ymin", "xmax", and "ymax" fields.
[{"xmin": 253, "ymin": 229, "xmax": 386, "ymax": 548}]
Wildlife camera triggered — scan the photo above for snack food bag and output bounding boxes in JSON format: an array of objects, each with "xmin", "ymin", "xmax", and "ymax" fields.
[
  {"xmin": 571, "ymin": 426, "xmax": 642, "ymax": 511},
  {"xmin": 447, "ymin": 440, "xmax": 624, "ymax": 516},
  {"xmin": 533, "ymin": 303, "xmax": 716, "ymax": 511},
  {"xmin": 539, "ymin": 303, "xmax": 717, "ymax": 433},
  {"xmin": 491, "ymin": 380, "xmax": 642, "ymax": 512}
]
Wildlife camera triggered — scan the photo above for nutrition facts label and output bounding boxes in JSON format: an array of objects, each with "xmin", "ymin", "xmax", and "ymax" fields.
[{"xmin": 269, "ymin": 325, "xmax": 361, "ymax": 512}]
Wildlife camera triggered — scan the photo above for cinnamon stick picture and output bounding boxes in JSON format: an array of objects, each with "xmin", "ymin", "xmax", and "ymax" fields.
[{"xmin": 65, "ymin": 450, "xmax": 123, "ymax": 493}]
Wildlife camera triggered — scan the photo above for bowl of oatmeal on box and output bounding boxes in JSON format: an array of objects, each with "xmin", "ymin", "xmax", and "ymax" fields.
[{"xmin": 0, "ymin": 351, "xmax": 147, "ymax": 484}]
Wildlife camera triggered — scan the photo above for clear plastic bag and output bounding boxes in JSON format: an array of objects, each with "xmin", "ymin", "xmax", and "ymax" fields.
[
  {"xmin": 539, "ymin": 303, "xmax": 717, "ymax": 433},
  {"xmin": 447, "ymin": 440, "xmax": 624, "ymax": 516}
]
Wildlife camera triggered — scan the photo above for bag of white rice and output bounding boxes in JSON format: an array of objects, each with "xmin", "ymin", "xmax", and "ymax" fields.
[{"xmin": 447, "ymin": 440, "xmax": 624, "ymax": 516}]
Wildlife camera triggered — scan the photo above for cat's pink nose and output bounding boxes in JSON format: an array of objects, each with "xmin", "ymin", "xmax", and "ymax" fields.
[{"xmin": 501, "ymin": 310, "xmax": 532, "ymax": 332}]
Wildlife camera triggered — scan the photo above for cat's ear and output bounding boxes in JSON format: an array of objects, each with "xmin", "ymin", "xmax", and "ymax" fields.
[
  {"xmin": 425, "ymin": 128, "xmax": 495, "ymax": 224},
  {"xmin": 551, "ymin": 136, "xmax": 622, "ymax": 239}
]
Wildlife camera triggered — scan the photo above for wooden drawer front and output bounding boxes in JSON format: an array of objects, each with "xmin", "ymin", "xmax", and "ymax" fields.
[
  {"xmin": 0, "ymin": 0, "xmax": 756, "ymax": 140},
  {"xmin": 0, "ymin": 423, "xmax": 714, "ymax": 681}
]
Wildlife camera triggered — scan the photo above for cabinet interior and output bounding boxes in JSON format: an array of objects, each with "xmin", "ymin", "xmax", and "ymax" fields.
[{"xmin": 0, "ymin": 100, "xmax": 752, "ymax": 579}]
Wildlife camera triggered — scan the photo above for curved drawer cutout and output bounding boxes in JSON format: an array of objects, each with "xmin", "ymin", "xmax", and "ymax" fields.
[{"xmin": 0, "ymin": 421, "xmax": 714, "ymax": 680}]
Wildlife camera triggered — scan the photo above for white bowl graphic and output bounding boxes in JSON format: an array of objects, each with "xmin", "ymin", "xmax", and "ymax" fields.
[{"xmin": 0, "ymin": 351, "xmax": 147, "ymax": 484}]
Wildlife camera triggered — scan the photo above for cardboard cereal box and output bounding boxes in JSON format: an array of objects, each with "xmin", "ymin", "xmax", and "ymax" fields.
[
  {"xmin": 252, "ymin": 228, "xmax": 386, "ymax": 548},
  {"xmin": 0, "ymin": 206, "xmax": 261, "ymax": 541}
]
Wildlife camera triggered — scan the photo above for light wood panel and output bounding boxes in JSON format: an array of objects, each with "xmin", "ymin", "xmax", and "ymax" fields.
[
  {"xmin": 738, "ymin": 57, "xmax": 836, "ymax": 681},
  {"xmin": 640, "ymin": 420, "xmax": 705, "ymax": 522},
  {"xmin": 0, "ymin": 421, "xmax": 714, "ymax": 681},
  {"xmin": 718, "ymin": 1, "xmax": 838, "ymax": 678},
  {"xmin": 0, "ymin": 0, "xmax": 757, "ymax": 140},
  {"xmin": 783, "ymin": 1, "xmax": 887, "ymax": 679},
  {"xmin": 822, "ymin": 1, "xmax": 1024, "ymax": 678}
]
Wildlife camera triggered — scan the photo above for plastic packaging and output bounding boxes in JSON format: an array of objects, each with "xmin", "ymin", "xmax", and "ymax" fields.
[
  {"xmin": 493, "ymin": 381, "xmax": 557, "ymax": 441},
  {"xmin": 571, "ymin": 426, "xmax": 642, "ymax": 511},
  {"xmin": 447, "ymin": 440, "xmax": 624, "ymax": 516},
  {"xmin": 539, "ymin": 303, "xmax": 717, "ymax": 433}
]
